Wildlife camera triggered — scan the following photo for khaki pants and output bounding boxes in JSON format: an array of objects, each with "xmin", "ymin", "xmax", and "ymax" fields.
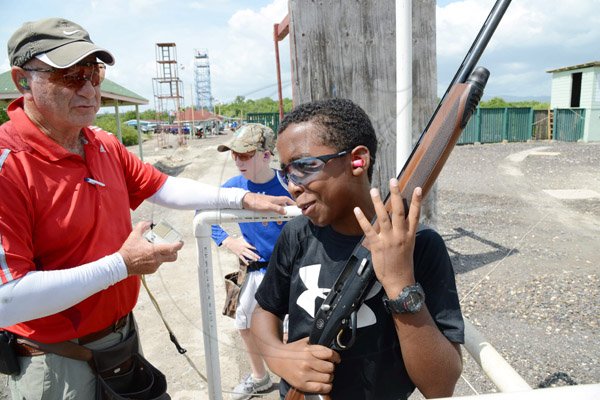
[{"xmin": 9, "ymin": 317, "xmax": 133, "ymax": 400}]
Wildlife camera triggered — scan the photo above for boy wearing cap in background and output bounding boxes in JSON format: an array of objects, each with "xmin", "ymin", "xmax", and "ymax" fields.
[
  {"xmin": 211, "ymin": 123, "xmax": 292, "ymax": 399},
  {"xmin": 0, "ymin": 18, "xmax": 292, "ymax": 399}
]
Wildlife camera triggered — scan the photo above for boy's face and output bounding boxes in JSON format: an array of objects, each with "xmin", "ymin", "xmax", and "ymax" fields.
[
  {"xmin": 277, "ymin": 122, "xmax": 367, "ymax": 234},
  {"xmin": 231, "ymin": 149, "xmax": 270, "ymax": 181}
]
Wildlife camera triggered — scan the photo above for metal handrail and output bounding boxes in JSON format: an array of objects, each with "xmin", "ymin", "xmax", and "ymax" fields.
[{"xmin": 193, "ymin": 206, "xmax": 301, "ymax": 400}]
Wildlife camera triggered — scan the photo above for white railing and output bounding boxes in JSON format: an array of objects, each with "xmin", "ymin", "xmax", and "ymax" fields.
[
  {"xmin": 437, "ymin": 383, "xmax": 600, "ymax": 399},
  {"xmin": 462, "ymin": 319, "xmax": 531, "ymax": 392},
  {"xmin": 193, "ymin": 207, "xmax": 600, "ymax": 400},
  {"xmin": 193, "ymin": 206, "xmax": 302, "ymax": 400}
]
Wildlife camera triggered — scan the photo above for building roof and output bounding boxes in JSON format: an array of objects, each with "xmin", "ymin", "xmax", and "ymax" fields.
[
  {"xmin": 0, "ymin": 70, "xmax": 148, "ymax": 107},
  {"xmin": 174, "ymin": 108, "xmax": 222, "ymax": 123},
  {"xmin": 546, "ymin": 61, "xmax": 600, "ymax": 73}
]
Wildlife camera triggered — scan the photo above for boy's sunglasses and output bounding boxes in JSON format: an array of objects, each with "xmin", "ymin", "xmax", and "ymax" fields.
[
  {"xmin": 231, "ymin": 150, "xmax": 257, "ymax": 162},
  {"xmin": 277, "ymin": 149, "xmax": 351, "ymax": 187},
  {"xmin": 22, "ymin": 62, "xmax": 106, "ymax": 90}
]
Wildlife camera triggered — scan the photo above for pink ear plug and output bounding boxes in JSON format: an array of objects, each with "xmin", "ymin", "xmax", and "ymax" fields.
[{"xmin": 352, "ymin": 159, "xmax": 365, "ymax": 168}]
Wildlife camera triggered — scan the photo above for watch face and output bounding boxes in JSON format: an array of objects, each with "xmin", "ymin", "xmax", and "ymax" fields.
[
  {"xmin": 404, "ymin": 292, "xmax": 422, "ymax": 313},
  {"xmin": 384, "ymin": 283, "xmax": 425, "ymax": 314}
]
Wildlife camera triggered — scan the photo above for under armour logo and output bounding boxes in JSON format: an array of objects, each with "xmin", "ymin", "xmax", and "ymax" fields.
[
  {"xmin": 296, "ymin": 263, "xmax": 381, "ymax": 328},
  {"xmin": 297, "ymin": 264, "xmax": 329, "ymax": 318},
  {"xmin": 63, "ymin": 30, "xmax": 81, "ymax": 36}
]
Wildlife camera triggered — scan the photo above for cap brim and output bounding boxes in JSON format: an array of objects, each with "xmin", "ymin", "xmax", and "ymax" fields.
[
  {"xmin": 42, "ymin": 41, "xmax": 115, "ymax": 68},
  {"xmin": 217, "ymin": 142, "xmax": 263, "ymax": 153}
]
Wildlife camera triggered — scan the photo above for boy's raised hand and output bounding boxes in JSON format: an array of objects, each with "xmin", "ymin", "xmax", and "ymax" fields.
[{"xmin": 353, "ymin": 179, "xmax": 423, "ymax": 296}]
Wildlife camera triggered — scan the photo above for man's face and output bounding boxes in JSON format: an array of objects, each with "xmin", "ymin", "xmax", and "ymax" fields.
[{"xmin": 21, "ymin": 55, "xmax": 102, "ymax": 134}]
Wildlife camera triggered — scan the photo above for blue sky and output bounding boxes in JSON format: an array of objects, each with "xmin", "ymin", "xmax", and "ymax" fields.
[{"xmin": 1, "ymin": 0, "xmax": 598, "ymax": 111}]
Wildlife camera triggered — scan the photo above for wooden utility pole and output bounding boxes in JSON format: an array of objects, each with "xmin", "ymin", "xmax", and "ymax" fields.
[
  {"xmin": 412, "ymin": 0, "xmax": 438, "ymax": 226},
  {"xmin": 288, "ymin": 0, "xmax": 438, "ymax": 223}
]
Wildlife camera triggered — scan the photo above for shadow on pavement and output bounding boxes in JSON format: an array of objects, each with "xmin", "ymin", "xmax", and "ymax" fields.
[{"xmin": 442, "ymin": 227, "xmax": 518, "ymax": 274}]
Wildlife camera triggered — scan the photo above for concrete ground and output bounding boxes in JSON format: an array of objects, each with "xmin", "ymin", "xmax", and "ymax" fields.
[{"xmin": 1, "ymin": 133, "xmax": 598, "ymax": 400}]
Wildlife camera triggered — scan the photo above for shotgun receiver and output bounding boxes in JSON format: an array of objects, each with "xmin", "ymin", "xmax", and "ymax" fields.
[{"xmin": 285, "ymin": 0, "xmax": 511, "ymax": 399}]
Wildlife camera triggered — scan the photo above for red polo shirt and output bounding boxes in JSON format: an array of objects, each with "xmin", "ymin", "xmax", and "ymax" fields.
[{"xmin": 0, "ymin": 98, "xmax": 167, "ymax": 343}]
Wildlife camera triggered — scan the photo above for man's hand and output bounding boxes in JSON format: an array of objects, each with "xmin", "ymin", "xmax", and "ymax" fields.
[
  {"xmin": 241, "ymin": 192, "xmax": 295, "ymax": 215},
  {"xmin": 118, "ymin": 221, "xmax": 184, "ymax": 275},
  {"xmin": 222, "ymin": 237, "xmax": 260, "ymax": 265}
]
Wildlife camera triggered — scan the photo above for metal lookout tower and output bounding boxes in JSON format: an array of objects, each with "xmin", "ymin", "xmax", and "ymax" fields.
[
  {"xmin": 153, "ymin": 42, "xmax": 186, "ymax": 146},
  {"xmin": 193, "ymin": 49, "xmax": 213, "ymax": 112}
]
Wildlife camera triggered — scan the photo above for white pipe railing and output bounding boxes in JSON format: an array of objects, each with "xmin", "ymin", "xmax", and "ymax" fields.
[
  {"xmin": 462, "ymin": 319, "xmax": 531, "ymax": 392},
  {"xmin": 193, "ymin": 206, "xmax": 302, "ymax": 400},
  {"xmin": 437, "ymin": 383, "xmax": 600, "ymax": 399}
]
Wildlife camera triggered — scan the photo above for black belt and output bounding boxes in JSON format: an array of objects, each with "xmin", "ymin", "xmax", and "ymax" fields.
[
  {"xmin": 13, "ymin": 314, "xmax": 130, "ymax": 358},
  {"xmin": 246, "ymin": 261, "xmax": 269, "ymax": 272}
]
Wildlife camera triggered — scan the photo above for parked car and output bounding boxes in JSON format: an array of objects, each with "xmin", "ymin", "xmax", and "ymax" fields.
[
  {"xmin": 157, "ymin": 124, "xmax": 190, "ymax": 134},
  {"xmin": 125, "ymin": 120, "xmax": 158, "ymax": 133}
]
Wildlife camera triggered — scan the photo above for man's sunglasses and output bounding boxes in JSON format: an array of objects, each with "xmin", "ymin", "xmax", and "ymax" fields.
[
  {"xmin": 277, "ymin": 149, "xmax": 351, "ymax": 187},
  {"xmin": 22, "ymin": 62, "xmax": 106, "ymax": 89}
]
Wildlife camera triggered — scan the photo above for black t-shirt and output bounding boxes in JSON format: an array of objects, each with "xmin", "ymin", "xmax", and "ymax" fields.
[{"xmin": 256, "ymin": 216, "xmax": 464, "ymax": 400}]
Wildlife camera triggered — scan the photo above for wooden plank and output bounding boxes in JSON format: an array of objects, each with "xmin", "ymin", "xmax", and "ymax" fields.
[
  {"xmin": 289, "ymin": 0, "xmax": 396, "ymax": 189},
  {"xmin": 288, "ymin": 0, "xmax": 436, "ymax": 194}
]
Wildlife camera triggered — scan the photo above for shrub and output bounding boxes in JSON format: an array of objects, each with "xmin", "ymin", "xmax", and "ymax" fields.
[{"xmin": 94, "ymin": 115, "xmax": 139, "ymax": 146}]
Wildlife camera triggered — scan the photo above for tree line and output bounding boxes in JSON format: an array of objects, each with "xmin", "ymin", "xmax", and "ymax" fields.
[
  {"xmin": 479, "ymin": 97, "xmax": 549, "ymax": 110},
  {"xmin": 0, "ymin": 96, "xmax": 549, "ymax": 143}
]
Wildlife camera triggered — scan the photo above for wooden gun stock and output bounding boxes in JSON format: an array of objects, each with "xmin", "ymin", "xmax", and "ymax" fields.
[
  {"xmin": 395, "ymin": 67, "xmax": 489, "ymax": 211},
  {"xmin": 285, "ymin": 389, "xmax": 330, "ymax": 400}
]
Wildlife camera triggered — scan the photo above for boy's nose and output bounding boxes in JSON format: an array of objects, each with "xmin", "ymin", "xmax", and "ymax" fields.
[{"xmin": 287, "ymin": 179, "xmax": 304, "ymax": 196}]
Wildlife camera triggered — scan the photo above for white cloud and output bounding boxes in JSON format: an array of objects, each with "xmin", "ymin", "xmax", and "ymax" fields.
[
  {"xmin": 212, "ymin": 0, "xmax": 290, "ymax": 101},
  {"xmin": 93, "ymin": 0, "xmax": 290, "ymax": 109},
  {"xmin": 437, "ymin": 0, "xmax": 600, "ymax": 98},
  {"xmin": 4, "ymin": 0, "xmax": 596, "ymax": 107}
]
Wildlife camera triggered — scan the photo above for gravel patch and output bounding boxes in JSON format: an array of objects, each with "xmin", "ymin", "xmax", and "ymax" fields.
[{"xmin": 432, "ymin": 141, "xmax": 600, "ymax": 396}]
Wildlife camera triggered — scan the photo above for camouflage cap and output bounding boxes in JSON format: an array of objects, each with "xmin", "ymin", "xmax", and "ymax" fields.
[
  {"xmin": 8, "ymin": 17, "xmax": 114, "ymax": 68},
  {"xmin": 217, "ymin": 123, "xmax": 276, "ymax": 153}
]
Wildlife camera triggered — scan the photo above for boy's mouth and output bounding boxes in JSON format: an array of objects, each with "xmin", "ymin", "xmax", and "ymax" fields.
[{"xmin": 299, "ymin": 201, "xmax": 315, "ymax": 214}]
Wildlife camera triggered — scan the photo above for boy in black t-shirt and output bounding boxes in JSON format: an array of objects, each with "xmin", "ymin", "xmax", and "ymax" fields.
[{"xmin": 252, "ymin": 98, "xmax": 464, "ymax": 400}]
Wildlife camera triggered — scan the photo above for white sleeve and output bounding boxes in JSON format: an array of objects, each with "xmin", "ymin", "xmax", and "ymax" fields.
[
  {"xmin": 0, "ymin": 253, "xmax": 128, "ymax": 328},
  {"xmin": 148, "ymin": 176, "xmax": 248, "ymax": 210}
]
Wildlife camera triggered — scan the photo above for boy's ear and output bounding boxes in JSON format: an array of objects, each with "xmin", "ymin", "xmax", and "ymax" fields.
[{"xmin": 350, "ymin": 146, "xmax": 370, "ymax": 176}]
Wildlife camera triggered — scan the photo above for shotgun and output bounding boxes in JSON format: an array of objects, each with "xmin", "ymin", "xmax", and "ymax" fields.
[{"xmin": 285, "ymin": 0, "xmax": 511, "ymax": 399}]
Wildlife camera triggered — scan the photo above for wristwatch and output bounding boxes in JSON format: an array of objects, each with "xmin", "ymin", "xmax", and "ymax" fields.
[{"xmin": 382, "ymin": 283, "xmax": 425, "ymax": 314}]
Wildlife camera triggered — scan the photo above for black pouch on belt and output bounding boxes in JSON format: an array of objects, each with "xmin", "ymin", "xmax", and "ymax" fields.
[
  {"xmin": 0, "ymin": 330, "xmax": 20, "ymax": 376},
  {"xmin": 93, "ymin": 325, "xmax": 169, "ymax": 400}
]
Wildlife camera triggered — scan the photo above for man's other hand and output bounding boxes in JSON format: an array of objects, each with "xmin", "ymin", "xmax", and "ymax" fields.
[
  {"xmin": 242, "ymin": 192, "xmax": 295, "ymax": 215},
  {"xmin": 119, "ymin": 221, "xmax": 184, "ymax": 275}
]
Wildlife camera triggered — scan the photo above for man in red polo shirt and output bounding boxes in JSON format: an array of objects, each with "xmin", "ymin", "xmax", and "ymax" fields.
[{"xmin": 0, "ymin": 17, "xmax": 293, "ymax": 399}]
